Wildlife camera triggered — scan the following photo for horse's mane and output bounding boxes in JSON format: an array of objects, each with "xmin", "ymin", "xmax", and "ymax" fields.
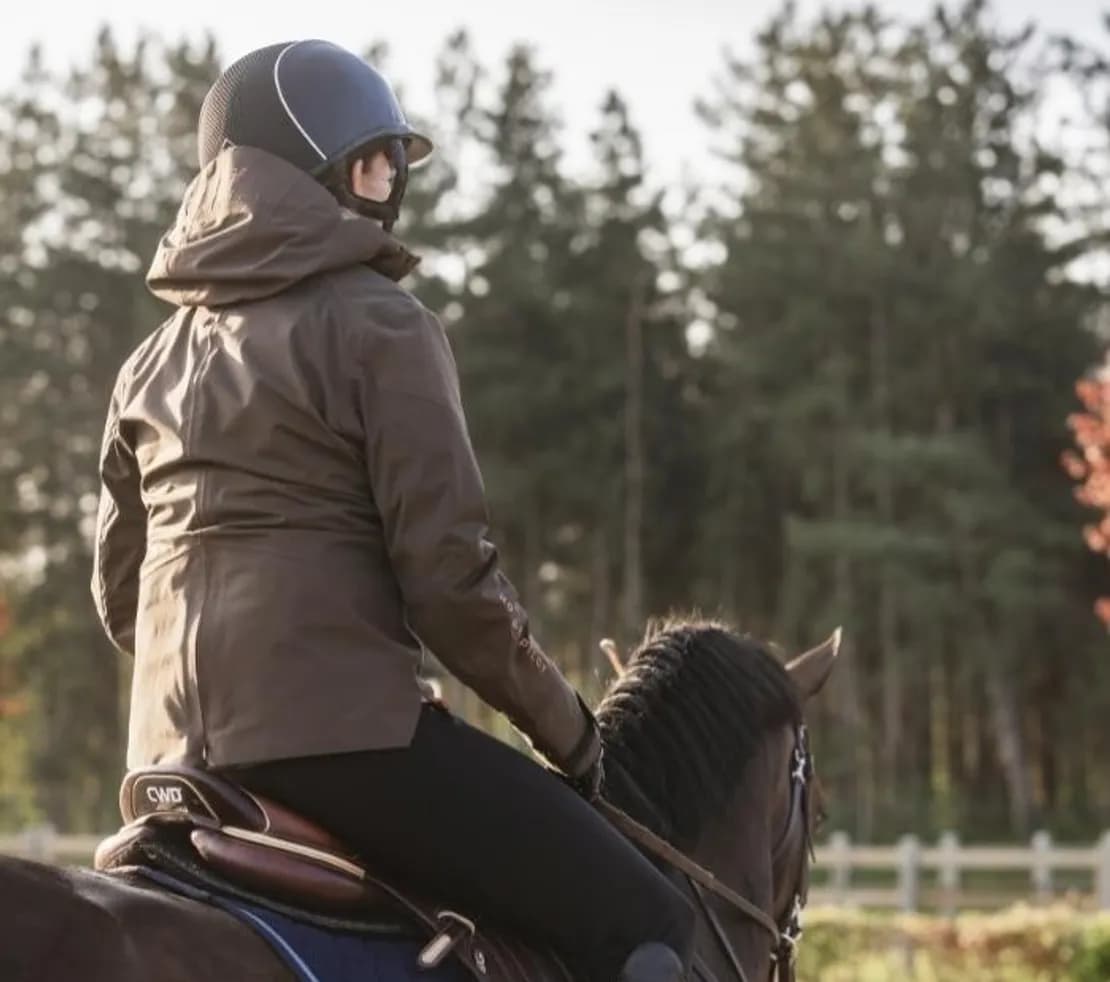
[{"xmin": 596, "ymin": 618, "xmax": 801, "ymax": 850}]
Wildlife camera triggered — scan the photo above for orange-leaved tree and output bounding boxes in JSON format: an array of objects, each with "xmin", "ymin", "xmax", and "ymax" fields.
[{"xmin": 1063, "ymin": 378, "xmax": 1110, "ymax": 625}]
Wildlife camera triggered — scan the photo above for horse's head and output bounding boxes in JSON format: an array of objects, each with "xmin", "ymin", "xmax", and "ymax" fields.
[{"xmin": 596, "ymin": 621, "xmax": 838, "ymax": 982}]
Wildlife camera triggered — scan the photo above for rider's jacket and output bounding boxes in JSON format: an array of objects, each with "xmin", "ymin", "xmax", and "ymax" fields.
[{"xmin": 92, "ymin": 146, "xmax": 592, "ymax": 773}]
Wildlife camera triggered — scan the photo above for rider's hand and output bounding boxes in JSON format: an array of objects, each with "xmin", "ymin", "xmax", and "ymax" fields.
[
  {"xmin": 564, "ymin": 749, "xmax": 605, "ymax": 803},
  {"xmin": 555, "ymin": 695, "xmax": 604, "ymax": 803}
]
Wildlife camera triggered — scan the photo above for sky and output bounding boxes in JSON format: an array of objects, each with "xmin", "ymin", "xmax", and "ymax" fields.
[{"xmin": 4, "ymin": 0, "xmax": 1107, "ymax": 187}]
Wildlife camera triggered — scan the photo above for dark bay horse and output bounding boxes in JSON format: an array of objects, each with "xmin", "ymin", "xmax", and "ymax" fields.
[{"xmin": 0, "ymin": 620, "xmax": 838, "ymax": 982}]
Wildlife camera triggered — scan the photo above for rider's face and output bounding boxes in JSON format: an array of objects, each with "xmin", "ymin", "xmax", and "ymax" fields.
[{"xmin": 349, "ymin": 150, "xmax": 394, "ymax": 203}]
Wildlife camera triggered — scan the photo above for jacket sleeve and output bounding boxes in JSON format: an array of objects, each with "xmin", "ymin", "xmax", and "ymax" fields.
[
  {"xmin": 352, "ymin": 300, "xmax": 596, "ymax": 775},
  {"xmin": 91, "ymin": 376, "xmax": 147, "ymax": 658}
]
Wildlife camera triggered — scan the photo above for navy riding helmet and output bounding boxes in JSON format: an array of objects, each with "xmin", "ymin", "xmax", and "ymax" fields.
[{"xmin": 197, "ymin": 40, "xmax": 433, "ymax": 230}]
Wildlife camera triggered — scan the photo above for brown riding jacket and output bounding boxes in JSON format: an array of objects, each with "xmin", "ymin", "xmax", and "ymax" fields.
[{"xmin": 92, "ymin": 145, "xmax": 591, "ymax": 773}]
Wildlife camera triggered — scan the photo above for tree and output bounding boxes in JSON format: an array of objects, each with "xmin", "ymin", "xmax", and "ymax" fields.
[
  {"xmin": 559, "ymin": 90, "xmax": 699, "ymax": 664},
  {"xmin": 694, "ymin": 0, "xmax": 1107, "ymax": 837},
  {"xmin": 1064, "ymin": 379, "xmax": 1110, "ymax": 625},
  {"xmin": 696, "ymin": 3, "xmax": 904, "ymax": 837},
  {"xmin": 2, "ymin": 8, "xmax": 1109, "ymax": 838},
  {"xmin": 446, "ymin": 46, "xmax": 582, "ymax": 632},
  {"xmin": 0, "ymin": 30, "xmax": 220, "ymax": 829}
]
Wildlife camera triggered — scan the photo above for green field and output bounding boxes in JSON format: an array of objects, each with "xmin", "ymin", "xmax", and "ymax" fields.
[{"xmin": 798, "ymin": 906, "xmax": 1110, "ymax": 981}]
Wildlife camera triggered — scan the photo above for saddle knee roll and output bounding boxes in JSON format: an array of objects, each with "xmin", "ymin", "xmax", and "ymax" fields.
[{"xmin": 189, "ymin": 827, "xmax": 369, "ymax": 910}]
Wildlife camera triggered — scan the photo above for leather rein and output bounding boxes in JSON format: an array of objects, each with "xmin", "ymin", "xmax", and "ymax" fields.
[{"xmin": 599, "ymin": 724, "xmax": 814, "ymax": 982}]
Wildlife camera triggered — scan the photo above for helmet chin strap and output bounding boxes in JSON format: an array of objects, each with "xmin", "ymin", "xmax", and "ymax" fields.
[{"xmin": 338, "ymin": 137, "xmax": 409, "ymax": 232}]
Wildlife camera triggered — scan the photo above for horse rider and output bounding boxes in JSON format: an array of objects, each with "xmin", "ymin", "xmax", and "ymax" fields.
[{"xmin": 91, "ymin": 39, "xmax": 694, "ymax": 982}]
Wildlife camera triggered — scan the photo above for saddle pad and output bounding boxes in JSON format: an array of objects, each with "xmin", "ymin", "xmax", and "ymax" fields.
[
  {"xmin": 129, "ymin": 867, "xmax": 470, "ymax": 982},
  {"xmin": 220, "ymin": 901, "xmax": 472, "ymax": 982}
]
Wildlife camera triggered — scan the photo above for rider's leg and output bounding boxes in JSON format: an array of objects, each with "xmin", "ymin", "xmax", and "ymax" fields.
[{"xmin": 226, "ymin": 704, "xmax": 694, "ymax": 982}]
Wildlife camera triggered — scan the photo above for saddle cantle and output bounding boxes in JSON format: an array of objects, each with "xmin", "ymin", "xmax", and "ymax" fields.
[
  {"xmin": 111, "ymin": 767, "xmax": 371, "ymax": 907},
  {"xmin": 94, "ymin": 765, "xmax": 571, "ymax": 982}
]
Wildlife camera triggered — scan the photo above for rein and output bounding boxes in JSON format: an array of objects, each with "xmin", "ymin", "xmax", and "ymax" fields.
[{"xmin": 596, "ymin": 801, "xmax": 780, "ymax": 944}]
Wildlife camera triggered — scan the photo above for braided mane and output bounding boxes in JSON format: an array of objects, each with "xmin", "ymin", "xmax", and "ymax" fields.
[{"xmin": 596, "ymin": 619, "xmax": 801, "ymax": 849}]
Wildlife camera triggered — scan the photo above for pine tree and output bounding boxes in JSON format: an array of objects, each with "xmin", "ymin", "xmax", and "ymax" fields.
[
  {"xmin": 696, "ymin": 4, "xmax": 900, "ymax": 836},
  {"xmin": 447, "ymin": 46, "xmax": 581, "ymax": 631},
  {"xmin": 567, "ymin": 91, "xmax": 701, "ymax": 664},
  {"xmin": 0, "ymin": 30, "xmax": 220, "ymax": 829}
]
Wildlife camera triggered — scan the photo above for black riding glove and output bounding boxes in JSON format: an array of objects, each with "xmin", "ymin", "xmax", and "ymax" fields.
[
  {"xmin": 554, "ymin": 695, "xmax": 604, "ymax": 803},
  {"xmin": 564, "ymin": 749, "xmax": 605, "ymax": 803}
]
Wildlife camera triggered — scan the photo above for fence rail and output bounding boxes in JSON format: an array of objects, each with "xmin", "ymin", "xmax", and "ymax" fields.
[
  {"xmin": 4, "ymin": 826, "xmax": 1109, "ymax": 913},
  {"xmin": 809, "ymin": 829, "xmax": 1110, "ymax": 912}
]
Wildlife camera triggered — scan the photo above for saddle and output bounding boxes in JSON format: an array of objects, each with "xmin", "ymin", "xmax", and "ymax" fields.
[{"xmin": 94, "ymin": 765, "xmax": 570, "ymax": 982}]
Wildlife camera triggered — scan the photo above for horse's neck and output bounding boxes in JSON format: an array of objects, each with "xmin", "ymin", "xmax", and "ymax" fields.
[{"xmin": 598, "ymin": 742, "xmax": 673, "ymax": 837}]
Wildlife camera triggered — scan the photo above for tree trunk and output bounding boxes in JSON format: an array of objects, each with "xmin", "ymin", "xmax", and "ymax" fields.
[
  {"xmin": 983, "ymin": 657, "xmax": 1033, "ymax": 834},
  {"xmin": 622, "ymin": 277, "xmax": 646, "ymax": 642},
  {"xmin": 524, "ymin": 499, "xmax": 543, "ymax": 632},
  {"xmin": 830, "ymin": 352, "xmax": 875, "ymax": 839},
  {"xmin": 590, "ymin": 523, "xmax": 612, "ymax": 670},
  {"xmin": 773, "ymin": 532, "xmax": 805, "ymax": 644},
  {"xmin": 950, "ymin": 500, "xmax": 1033, "ymax": 835},
  {"xmin": 959, "ymin": 680, "xmax": 982, "ymax": 788},
  {"xmin": 870, "ymin": 298, "xmax": 902, "ymax": 813},
  {"xmin": 928, "ymin": 652, "xmax": 954, "ymax": 829}
]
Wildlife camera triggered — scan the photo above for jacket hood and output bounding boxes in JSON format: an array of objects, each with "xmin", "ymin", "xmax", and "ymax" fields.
[{"xmin": 147, "ymin": 146, "xmax": 419, "ymax": 307}]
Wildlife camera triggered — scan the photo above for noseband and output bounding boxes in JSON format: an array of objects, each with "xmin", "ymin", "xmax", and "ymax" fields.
[{"xmin": 602, "ymin": 724, "xmax": 814, "ymax": 982}]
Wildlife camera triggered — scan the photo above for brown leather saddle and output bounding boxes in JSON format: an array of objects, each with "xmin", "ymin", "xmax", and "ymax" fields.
[{"xmin": 94, "ymin": 765, "xmax": 571, "ymax": 982}]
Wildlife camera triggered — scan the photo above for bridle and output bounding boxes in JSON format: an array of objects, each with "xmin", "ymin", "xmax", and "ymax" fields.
[
  {"xmin": 689, "ymin": 723, "xmax": 814, "ymax": 982},
  {"xmin": 601, "ymin": 723, "xmax": 815, "ymax": 982}
]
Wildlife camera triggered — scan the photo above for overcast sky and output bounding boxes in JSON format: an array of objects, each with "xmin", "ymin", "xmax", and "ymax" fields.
[{"xmin": 5, "ymin": 0, "xmax": 1106, "ymax": 185}]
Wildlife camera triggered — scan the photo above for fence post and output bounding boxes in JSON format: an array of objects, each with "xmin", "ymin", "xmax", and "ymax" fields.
[
  {"xmin": 897, "ymin": 834, "xmax": 920, "ymax": 913},
  {"xmin": 1031, "ymin": 829, "xmax": 1053, "ymax": 904},
  {"xmin": 20, "ymin": 823, "xmax": 56, "ymax": 863},
  {"xmin": 1096, "ymin": 830, "xmax": 1110, "ymax": 911},
  {"xmin": 937, "ymin": 830, "xmax": 960, "ymax": 917},
  {"xmin": 828, "ymin": 830, "xmax": 851, "ymax": 905}
]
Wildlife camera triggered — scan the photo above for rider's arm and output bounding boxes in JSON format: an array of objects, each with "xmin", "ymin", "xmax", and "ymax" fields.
[
  {"xmin": 348, "ymin": 294, "xmax": 598, "ymax": 777},
  {"xmin": 91, "ymin": 370, "xmax": 147, "ymax": 658}
]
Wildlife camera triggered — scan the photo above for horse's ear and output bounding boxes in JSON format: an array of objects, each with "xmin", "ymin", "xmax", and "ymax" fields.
[
  {"xmin": 600, "ymin": 638, "xmax": 627, "ymax": 677},
  {"xmin": 785, "ymin": 627, "xmax": 841, "ymax": 701}
]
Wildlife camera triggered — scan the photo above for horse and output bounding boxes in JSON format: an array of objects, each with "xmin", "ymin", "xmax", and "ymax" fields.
[{"xmin": 0, "ymin": 618, "xmax": 838, "ymax": 982}]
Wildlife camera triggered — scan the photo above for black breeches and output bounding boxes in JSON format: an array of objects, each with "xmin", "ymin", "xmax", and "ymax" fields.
[{"xmin": 226, "ymin": 705, "xmax": 695, "ymax": 982}]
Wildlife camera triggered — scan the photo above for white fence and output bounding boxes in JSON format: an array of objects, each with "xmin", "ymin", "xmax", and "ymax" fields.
[
  {"xmin": 4, "ymin": 826, "xmax": 1110, "ymax": 913},
  {"xmin": 1, "ymin": 827, "xmax": 103, "ymax": 865},
  {"xmin": 809, "ymin": 830, "xmax": 1110, "ymax": 912}
]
